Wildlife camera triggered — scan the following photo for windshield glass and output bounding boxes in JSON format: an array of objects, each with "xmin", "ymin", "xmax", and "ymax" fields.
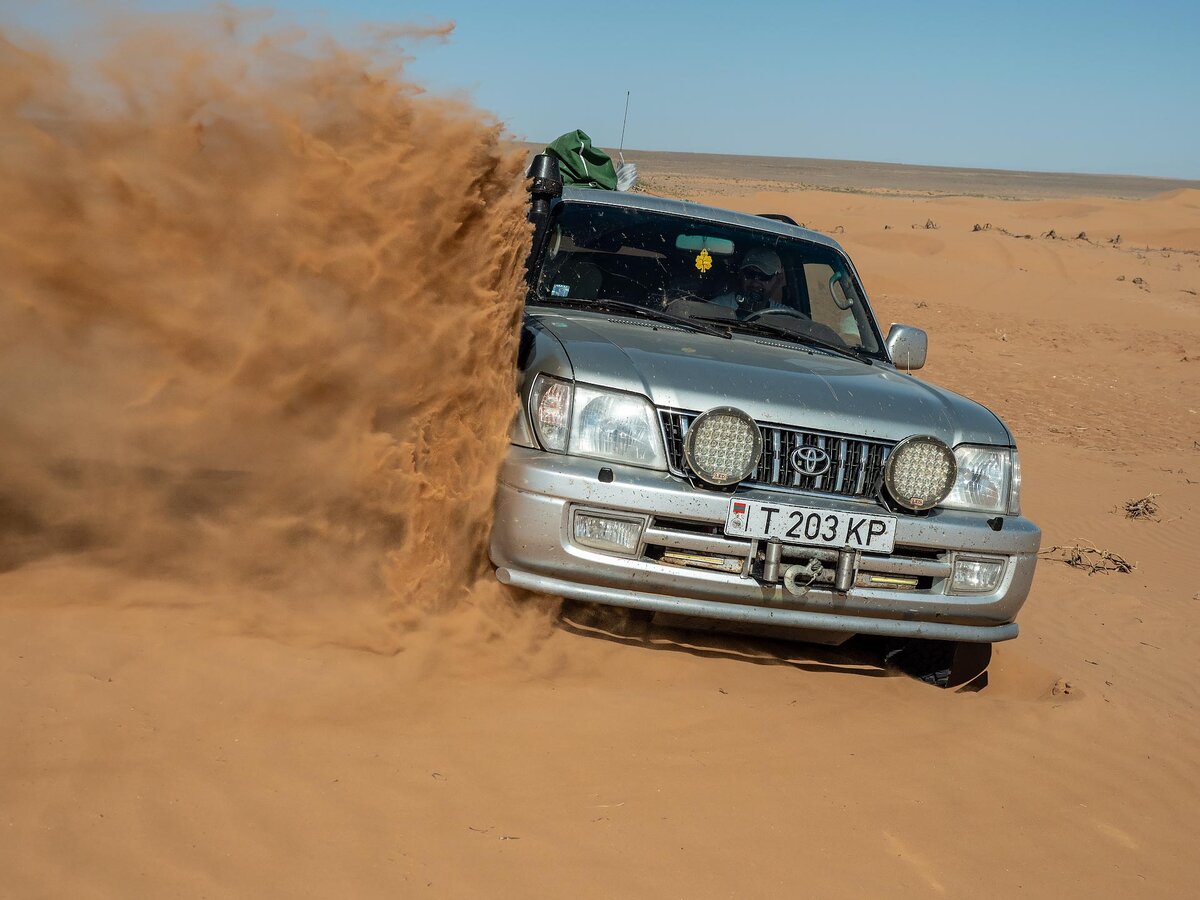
[{"xmin": 531, "ymin": 201, "xmax": 883, "ymax": 355}]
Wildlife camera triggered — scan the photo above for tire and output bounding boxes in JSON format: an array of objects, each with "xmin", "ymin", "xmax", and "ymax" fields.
[{"xmin": 883, "ymin": 639, "xmax": 990, "ymax": 689}]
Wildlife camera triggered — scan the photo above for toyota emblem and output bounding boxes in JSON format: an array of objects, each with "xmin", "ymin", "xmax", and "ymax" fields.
[{"xmin": 790, "ymin": 446, "xmax": 832, "ymax": 476}]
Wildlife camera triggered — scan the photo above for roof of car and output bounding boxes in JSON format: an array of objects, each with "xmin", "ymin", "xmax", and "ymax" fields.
[{"xmin": 558, "ymin": 186, "xmax": 845, "ymax": 254}]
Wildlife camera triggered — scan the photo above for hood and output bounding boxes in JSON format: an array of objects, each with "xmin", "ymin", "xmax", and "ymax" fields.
[{"xmin": 531, "ymin": 309, "xmax": 1011, "ymax": 446}]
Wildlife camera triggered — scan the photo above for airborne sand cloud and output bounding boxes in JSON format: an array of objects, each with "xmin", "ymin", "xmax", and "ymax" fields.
[{"xmin": 0, "ymin": 9, "xmax": 550, "ymax": 652}]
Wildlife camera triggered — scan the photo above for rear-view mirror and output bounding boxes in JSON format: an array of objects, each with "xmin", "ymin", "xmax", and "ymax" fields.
[{"xmin": 675, "ymin": 235, "xmax": 734, "ymax": 255}]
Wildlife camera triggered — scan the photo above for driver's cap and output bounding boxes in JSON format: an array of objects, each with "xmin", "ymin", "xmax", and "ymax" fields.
[{"xmin": 740, "ymin": 247, "xmax": 782, "ymax": 276}]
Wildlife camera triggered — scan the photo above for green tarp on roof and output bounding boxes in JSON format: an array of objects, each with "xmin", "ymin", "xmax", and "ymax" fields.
[{"xmin": 545, "ymin": 129, "xmax": 617, "ymax": 191}]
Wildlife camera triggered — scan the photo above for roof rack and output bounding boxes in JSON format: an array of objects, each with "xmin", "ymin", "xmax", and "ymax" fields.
[{"xmin": 756, "ymin": 213, "xmax": 799, "ymax": 226}]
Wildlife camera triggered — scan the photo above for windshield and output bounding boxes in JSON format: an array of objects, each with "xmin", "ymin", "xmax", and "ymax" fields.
[{"xmin": 531, "ymin": 201, "xmax": 883, "ymax": 355}]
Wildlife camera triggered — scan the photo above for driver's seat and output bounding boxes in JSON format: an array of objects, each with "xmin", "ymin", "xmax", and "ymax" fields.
[{"xmin": 552, "ymin": 256, "xmax": 604, "ymax": 299}]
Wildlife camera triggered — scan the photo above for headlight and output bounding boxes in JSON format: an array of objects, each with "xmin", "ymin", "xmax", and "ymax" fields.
[
  {"xmin": 572, "ymin": 384, "xmax": 666, "ymax": 467},
  {"xmin": 942, "ymin": 445, "xmax": 1017, "ymax": 514},
  {"xmin": 528, "ymin": 374, "xmax": 667, "ymax": 470},
  {"xmin": 883, "ymin": 435, "xmax": 956, "ymax": 511},
  {"xmin": 683, "ymin": 406, "xmax": 763, "ymax": 487}
]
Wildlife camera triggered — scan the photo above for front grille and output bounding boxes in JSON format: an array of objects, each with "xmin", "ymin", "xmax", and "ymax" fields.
[{"xmin": 659, "ymin": 409, "xmax": 893, "ymax": 499}]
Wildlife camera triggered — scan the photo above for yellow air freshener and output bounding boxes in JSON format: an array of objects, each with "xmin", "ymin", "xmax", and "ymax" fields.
[{"xmin": 695, "ymin": 248, "xmax": 712, "ymax": 273}]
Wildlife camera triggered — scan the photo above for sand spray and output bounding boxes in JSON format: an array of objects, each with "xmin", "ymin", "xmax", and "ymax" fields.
[{"xmin": 0, "ymin": 8, "xmax": 555, "ymax": 654}]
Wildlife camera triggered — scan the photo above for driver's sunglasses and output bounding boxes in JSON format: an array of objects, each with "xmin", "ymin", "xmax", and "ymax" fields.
[{"xmin": 741, "ymin": 267, "xmax": 779, "ymax": 282}]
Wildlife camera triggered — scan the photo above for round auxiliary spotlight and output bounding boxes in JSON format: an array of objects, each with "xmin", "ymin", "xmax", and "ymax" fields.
[
  {"xmin": 884, "ymin": 435, "xmax": 957, "ymax": 511},
  {"xmin": 683, "ymin": 406, "xmax": 763, "ymax": 487}
]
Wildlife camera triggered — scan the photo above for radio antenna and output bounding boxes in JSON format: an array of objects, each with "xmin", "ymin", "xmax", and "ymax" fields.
[
  {"xmin": 615, "ymin": 91, "xmax": 637, "ymax": 191},
  {"xmin": 618, "ymin": 90, "xmax": 631, "ymax": 165}
]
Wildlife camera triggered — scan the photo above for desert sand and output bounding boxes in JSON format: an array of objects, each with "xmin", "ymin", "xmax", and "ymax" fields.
[
  {"xmin": 5, "ymin": 164, "xmax": 1198, "ymax": 899},
  {"xmin": 3, "ymin": 22, "xmax": 1200, "ymax": 897}
]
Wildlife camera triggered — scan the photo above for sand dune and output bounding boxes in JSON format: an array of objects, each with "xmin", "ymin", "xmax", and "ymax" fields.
[
  {"xmin": 5, "ymin": 169, "xmax": 1197, "ymax": 897},
  {"xmin": 606, "ymin": 147, "xmax": 1200, "ymax": 200},
  {"xmin": 1146, "ymin": 187, "xmax": 1200, "ymax": 207}
]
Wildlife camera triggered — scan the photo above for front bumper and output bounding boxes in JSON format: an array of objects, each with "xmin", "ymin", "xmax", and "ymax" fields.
[{"xmin": 490, "ymin": 449, "xmax": 1041, "ymax": 644}]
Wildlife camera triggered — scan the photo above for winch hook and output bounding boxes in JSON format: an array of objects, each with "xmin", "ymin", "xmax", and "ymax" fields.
[{"xmin": 782, "ymin": 559, "xmax": 824, "ymax": 597}]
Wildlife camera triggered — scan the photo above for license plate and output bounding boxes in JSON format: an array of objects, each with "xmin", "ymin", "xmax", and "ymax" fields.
[{"xmin": 725, "ymin": 499, "xmax": 897, "ymax": 553}]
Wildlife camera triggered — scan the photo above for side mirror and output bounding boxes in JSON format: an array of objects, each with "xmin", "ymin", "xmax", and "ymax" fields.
[{"xmin": 886, "ymin": 324, "xmax": 928, "ymax": 371}]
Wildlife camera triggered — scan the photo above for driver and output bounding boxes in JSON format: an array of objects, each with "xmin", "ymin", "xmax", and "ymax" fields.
[{"xmin": 711, "ymin": 247, "xmax": 788, "ymax": 316}]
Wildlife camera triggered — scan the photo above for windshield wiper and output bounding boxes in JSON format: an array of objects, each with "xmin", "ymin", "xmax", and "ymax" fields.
[
  {"xmin": 533, "ymin": 296, "xmax": 731, "ymax": 339},
  {"xmin": 689, "ymin": 315, "xmax": 874, "ymax": 364}
]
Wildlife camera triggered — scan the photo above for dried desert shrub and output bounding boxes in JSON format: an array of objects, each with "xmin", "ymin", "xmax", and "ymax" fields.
[
  {"xmin": 1038, "ymin": 543, "xmax": 1135, "ymax": 575},
  {"xmin": 1120, "ymin": 493, "xmax": 1161, "ymax": 520}
]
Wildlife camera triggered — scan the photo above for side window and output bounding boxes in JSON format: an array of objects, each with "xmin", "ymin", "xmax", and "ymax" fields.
[{"xmin": 804, "ymin": 262, "xmax": 862, "ymax": 343}]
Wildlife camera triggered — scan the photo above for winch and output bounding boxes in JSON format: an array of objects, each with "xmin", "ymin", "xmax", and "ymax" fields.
[{"xmin": 755, "ymin": 538, "xmax": 860, "ymax": 596}]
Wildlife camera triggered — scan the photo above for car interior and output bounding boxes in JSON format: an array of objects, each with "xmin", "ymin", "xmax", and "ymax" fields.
[{"xmin": 536, "ymin": 217, "xmax": 872, "ymax": 350}]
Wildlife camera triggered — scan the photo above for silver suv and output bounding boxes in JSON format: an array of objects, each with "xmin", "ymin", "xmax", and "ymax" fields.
[{"xmin": 491, "ymin": 157, "xmax": 1039, "ymax": 684}]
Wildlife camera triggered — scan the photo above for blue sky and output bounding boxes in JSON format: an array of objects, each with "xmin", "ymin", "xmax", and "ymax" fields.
[{"xmin": 7, "ymin": 1, "xmax": 1199, "ymax": 178}]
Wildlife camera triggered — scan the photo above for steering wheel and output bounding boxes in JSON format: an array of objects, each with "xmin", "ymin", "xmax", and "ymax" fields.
[{"xmin": 742, "ymin": 307, "xmax": 848, "ymax": 346}]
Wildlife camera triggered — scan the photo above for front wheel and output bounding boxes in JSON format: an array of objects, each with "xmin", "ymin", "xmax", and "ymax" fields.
[{"xmin": 883, "ymin": 639, "xmax": 992, "ymax": 689}]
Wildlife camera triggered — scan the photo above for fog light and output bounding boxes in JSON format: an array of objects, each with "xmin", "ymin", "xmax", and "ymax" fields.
[
  {"xmin": 573, "ymin": 512, "xmax": 644, "ymax": 555},
  {"xmin": 884, "ymin": 435, "xmax": 957, "ymax": 511},
  {"xmin": 950, "ymin": 556, "xmax": 1005, "ymax": 593},
  {"xmin": 683, "ymin": 406, "xmax": 762, "ymax": 487}
]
